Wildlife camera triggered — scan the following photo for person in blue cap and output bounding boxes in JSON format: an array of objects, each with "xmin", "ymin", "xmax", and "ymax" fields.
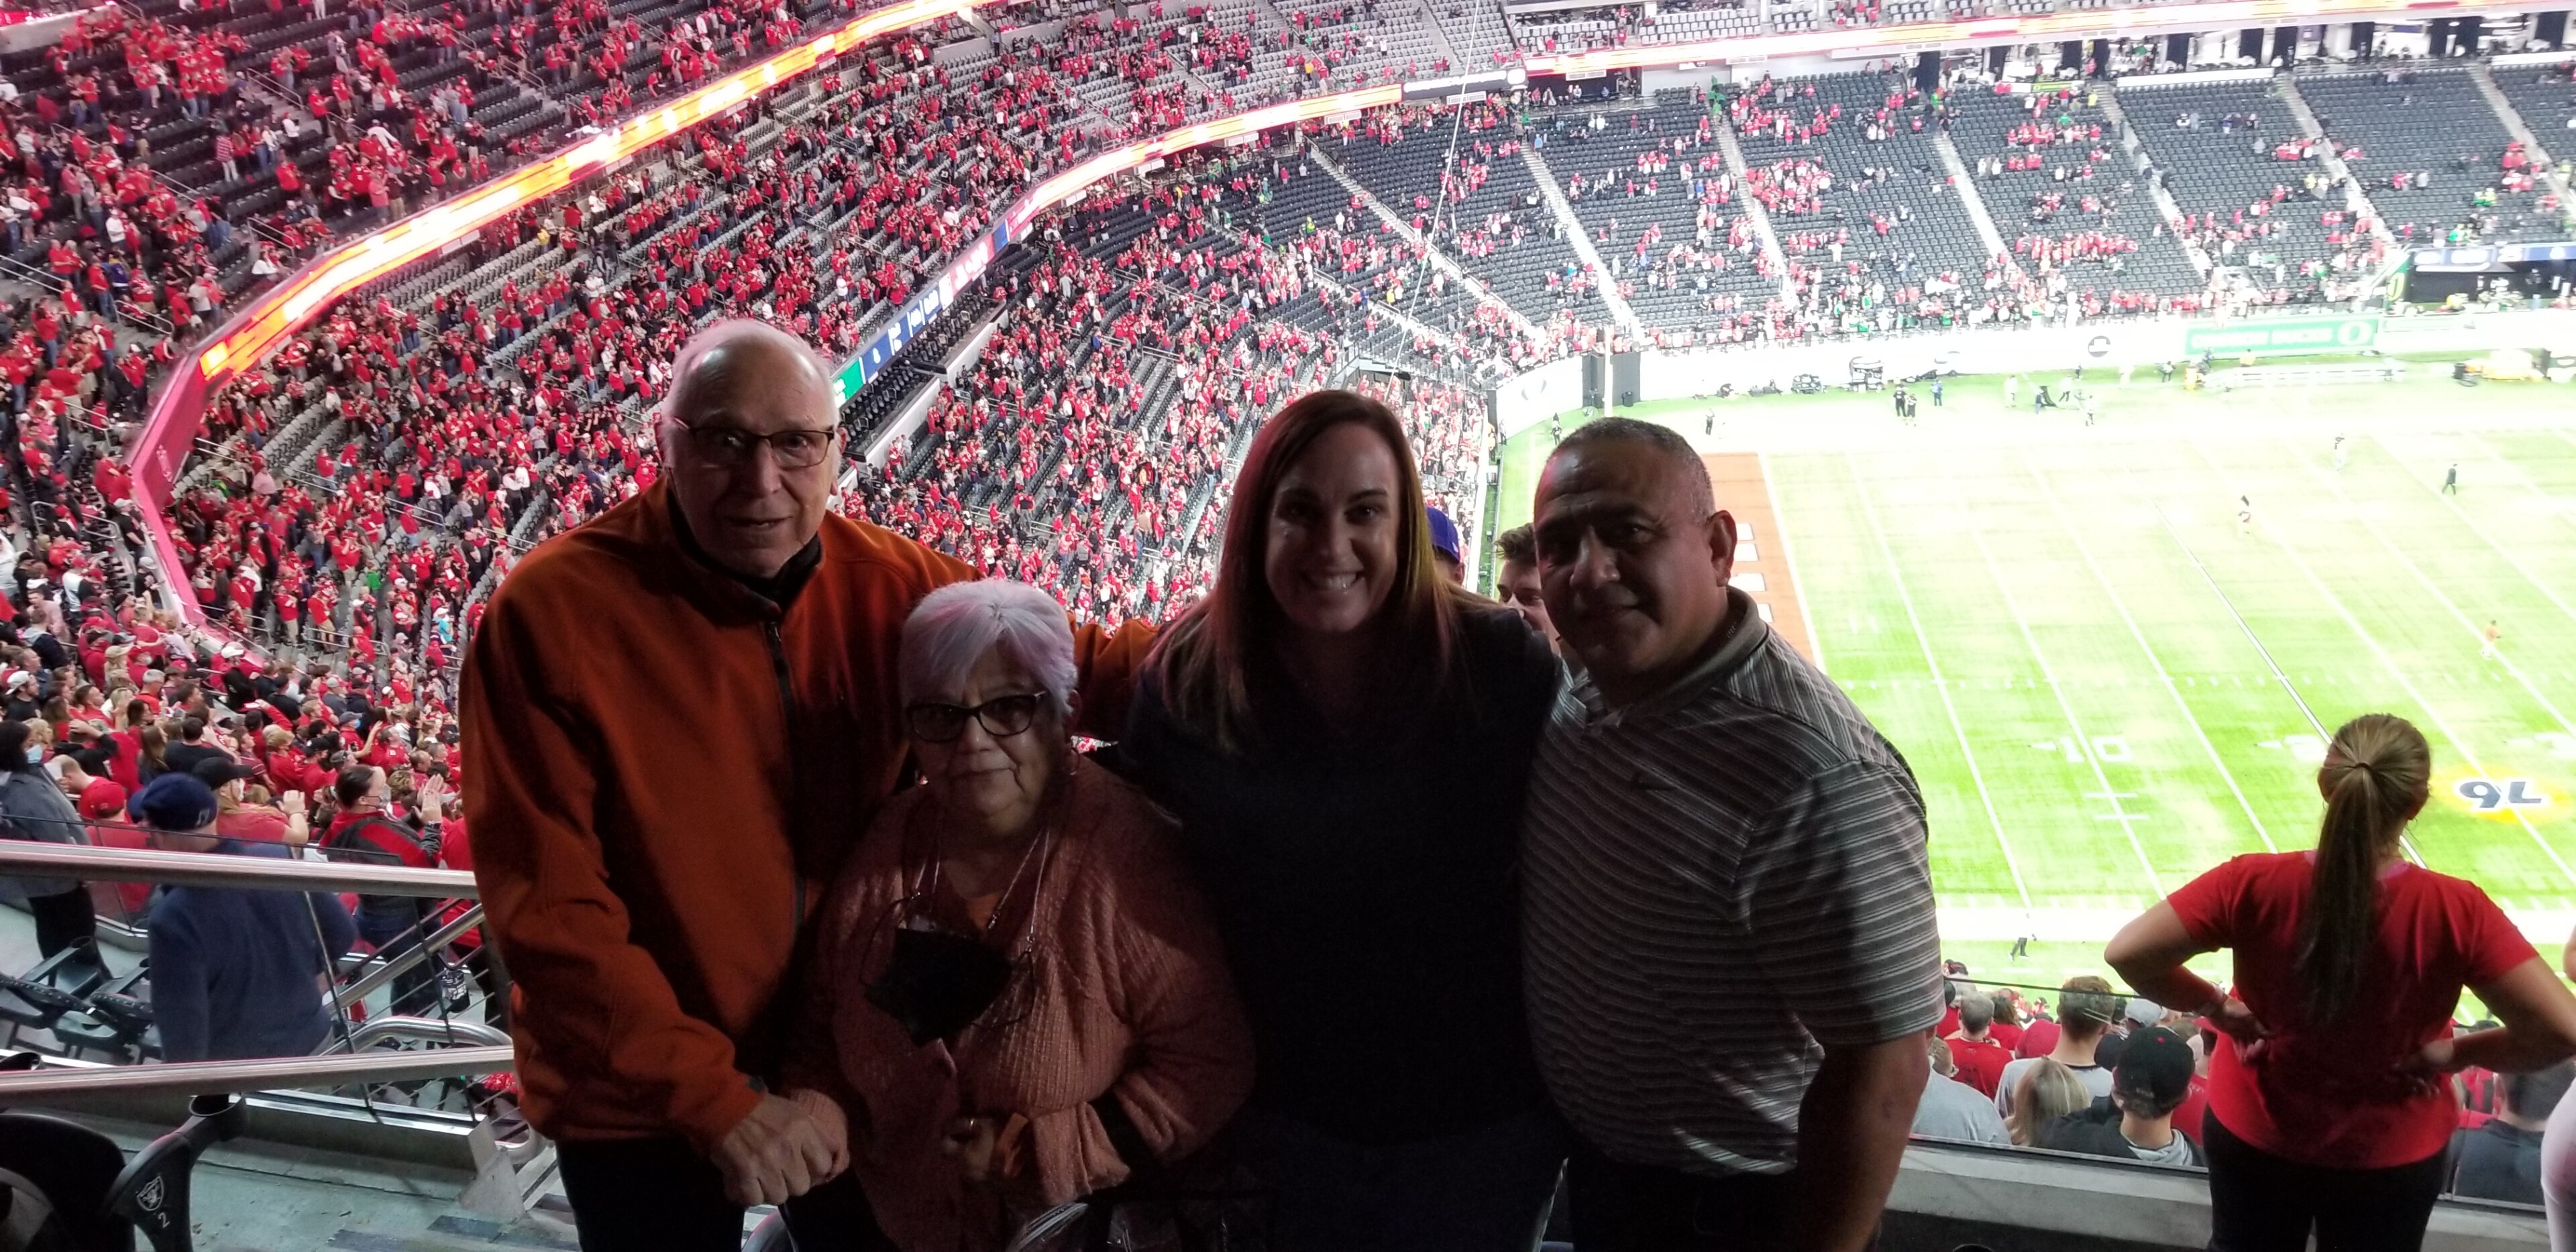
[
  {"xmin": 134, "ymin": 773, "xmax": 356, "ymax": 1062},
  {"xmin": 1426, "ymin": 504, "xmax": 1466, "ymax": 584}
]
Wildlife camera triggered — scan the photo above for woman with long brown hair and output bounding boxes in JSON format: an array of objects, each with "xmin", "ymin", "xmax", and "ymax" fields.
[
  {"xmin": 2109, "ymin": 713, "xmax": 2576, "ymax": 1251},
  {"xmin": 1120, "ymin": 390, "xmax": 1564, "ymax": 1250}
]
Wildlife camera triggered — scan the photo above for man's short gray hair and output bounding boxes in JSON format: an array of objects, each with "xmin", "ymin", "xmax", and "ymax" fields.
[
  {"xmin": 657, "ymin": 319, "xmax": 836, "ymax": 424},
  {"xmin": 1554, "ymin": 416, "xmax": 1714, "ymax": 517},
  {"xmin": 899, "ymin": 581, "xmax": 1078, "ymax": 721}
]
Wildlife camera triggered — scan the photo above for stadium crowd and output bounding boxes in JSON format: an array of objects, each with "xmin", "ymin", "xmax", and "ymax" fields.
[
  {"xmin": 9, "ymin": 7, "xmax": 2576, "ymax": 1243},
  {"xmin": 1917, "ymin": 966, "xmax": 2576, "ymax": 1213}
]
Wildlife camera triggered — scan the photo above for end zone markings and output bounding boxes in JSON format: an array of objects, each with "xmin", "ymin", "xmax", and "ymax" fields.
[{"xmin": 1708, "ymin": 452, "xmax": 1821, "ymax": 668}]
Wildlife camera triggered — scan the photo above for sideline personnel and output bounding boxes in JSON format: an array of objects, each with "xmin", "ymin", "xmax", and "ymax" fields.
[{"xmin": 464, "ymin": 321, "xmax": 1152, "ymax": 1251}]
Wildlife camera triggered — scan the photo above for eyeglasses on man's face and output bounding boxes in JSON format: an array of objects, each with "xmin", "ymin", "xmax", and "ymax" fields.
[
  {"xmin": 673, "ymin": 416, "xmax": 840, "ymax": 470},
  {"xmin": 906, "ymin": 693, "xmax": 1047, "ymax": 743}
]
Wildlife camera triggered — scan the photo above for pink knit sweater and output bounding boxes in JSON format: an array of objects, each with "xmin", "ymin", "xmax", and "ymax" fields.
[{"xmin": 782, "ymin": 758, "xmax": 1254, "ymax": 1252}]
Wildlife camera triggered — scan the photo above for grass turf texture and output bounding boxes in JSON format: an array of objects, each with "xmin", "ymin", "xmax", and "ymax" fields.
[{"xmin": 1489, "ymin": 363, "xmax": 2576, "ymax": 990}]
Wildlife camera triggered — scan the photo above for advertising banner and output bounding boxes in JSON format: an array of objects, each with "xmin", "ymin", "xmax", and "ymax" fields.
[{"xmin": 2182, "ymin": 316, "xmax": 2381, "ymax": 357}]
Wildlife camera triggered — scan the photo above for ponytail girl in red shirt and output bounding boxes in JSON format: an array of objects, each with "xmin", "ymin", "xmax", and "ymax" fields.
[{"xmin": 2109, "ymin": 713, "xmax": 2576, "ymax": 1251}]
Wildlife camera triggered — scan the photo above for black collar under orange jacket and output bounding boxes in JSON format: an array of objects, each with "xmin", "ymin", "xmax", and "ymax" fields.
[{"xmin": 462, "ymin": 482, "xmax": 1151, "ymax": 1149}]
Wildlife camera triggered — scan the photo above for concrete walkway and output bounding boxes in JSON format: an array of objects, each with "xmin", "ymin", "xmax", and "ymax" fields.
[{"xmin": 2467, "ymin": 62, "xmax": 2576, "ymax": 235}]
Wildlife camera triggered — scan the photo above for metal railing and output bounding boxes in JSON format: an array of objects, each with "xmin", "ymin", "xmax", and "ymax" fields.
[
  {"xmin": 336, "ymin": 904, "xmax": 488, "ymax": 1008},
  {"xmin": 0, "ymin": 843, "xmax": 507, "ymax": 1108},
  {"xmin": 0, "ymin": 253, "xmax": 69, "ymax": 294},
  {"xmin": 335, "ymin": 1015, "xmax": 513, "ymax": 1051},
  {"xmin": 0, "ymin": 842, "xmax": 476, "ymax": 898},
  {"xmin": 0, "ymin": 1046, "xmax": 517, "ymax": 1103}
]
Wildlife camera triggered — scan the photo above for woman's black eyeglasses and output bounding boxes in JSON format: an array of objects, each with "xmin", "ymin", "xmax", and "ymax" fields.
[
  {"xmin": 672, "ymin": 416, "xmax": 839, "ymax": 469},
  {"xmin": 905, "ymin": 693, "xmax": 1046, "ymax": 742}
]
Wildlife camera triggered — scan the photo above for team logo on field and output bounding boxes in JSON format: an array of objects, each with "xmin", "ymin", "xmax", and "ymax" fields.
[{"xmin": 2455, "ymin": 778, "xmax": 2550, "ymax": 813}]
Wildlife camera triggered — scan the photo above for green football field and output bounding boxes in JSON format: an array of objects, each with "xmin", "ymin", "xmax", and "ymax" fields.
[{"xmin": 1489, "ymin": 362, "xmax": 2576, "ymax": 988}]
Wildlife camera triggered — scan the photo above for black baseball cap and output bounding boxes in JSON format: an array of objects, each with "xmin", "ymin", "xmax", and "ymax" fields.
[
  {"xmin": 193, "ymin": 757, "xmax": 262, "ymax": 787},
  {"xmin": 2114, "ymin": 1027, "xmax": 2198, "ymax": 1111}
]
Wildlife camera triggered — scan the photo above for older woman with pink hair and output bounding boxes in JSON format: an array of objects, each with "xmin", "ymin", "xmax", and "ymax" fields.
[{"xmin": 782, "ymin": 579, "xmax": 1253, "ymax": 1251}]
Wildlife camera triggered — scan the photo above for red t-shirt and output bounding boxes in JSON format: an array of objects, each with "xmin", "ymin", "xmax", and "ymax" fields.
[
  {"xmin": 2174, "ymin": 1073, "xmax": 2212, "ymax": 1144},
  {"xmin": 1945, "ymin": 1035, "xmax": 2010, "ymax": 1098},
  {"xmin": 1989, "ymin": 1019, "xmax": 2025, "ymax": 1051},
  {"xmin": 2168, "ymin": 852, "xmax": 2535, "ymax": 1169}
]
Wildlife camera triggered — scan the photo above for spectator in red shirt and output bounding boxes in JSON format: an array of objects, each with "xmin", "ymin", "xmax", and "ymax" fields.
[
  {"xmin": 201, "ymin": 758, "xmax": 301, "ymax": 847},
  {"xmin": 1986, "ymin": 990, "xmax": 2027, "ymax": 1053},
  {"xmin": 2109, "ymin": 714, "xmax": 2576, "ymax": 1251},
  {"xmin": 52, "ymin": 754, "xmax": 141, "ymax": 919},
  {"xmin": 1944, "ymin": 992, "xmax": 2011, "ymax": 1098}
]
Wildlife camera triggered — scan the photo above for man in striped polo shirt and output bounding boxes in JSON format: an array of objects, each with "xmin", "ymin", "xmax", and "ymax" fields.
[{"xmin": 1520, "ymin": 418, "xmax": 1943, "ymax": 1252}]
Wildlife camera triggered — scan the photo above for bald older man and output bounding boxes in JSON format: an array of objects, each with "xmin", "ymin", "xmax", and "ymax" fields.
[{"xmin": 464, "ymin": 321, "xmax": 1153, "ymax": 1251}]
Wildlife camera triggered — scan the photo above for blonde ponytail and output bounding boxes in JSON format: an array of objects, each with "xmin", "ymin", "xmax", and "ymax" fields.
[{"xmin": 2296, "ymin": 714, "xmax": 2430, "ymax": 1022}]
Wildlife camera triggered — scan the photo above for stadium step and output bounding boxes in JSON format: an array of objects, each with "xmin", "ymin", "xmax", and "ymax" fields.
[
  {"xmin": 2465, "ymin": 61, "xmax": 2576, "ymax": 215},
  {"xmin": 323, "ymin": 1212, "xmax": 580, "ymax": 1251},
  {"xmin": 1709, "ymin": 122, "xmax": 1798, "ymax": 305},
  {"xmin": 1930, "ymin": 130, "xmax": 2011, "ymax": 264},
  {"xmin": 2274, "ymin": 74, "xmax": 2396, "ymax": 250},
  {"xmin": 2098, "ymin": 86, "xmax": 2215, "ymax": 280},
  {"xmin": 1520, "ymin": 144, "xmax": 1646, "ymax": 339},
  {"xmin": 1308, "ymin": 147, "xmax": 1543, "ymax": 340}
]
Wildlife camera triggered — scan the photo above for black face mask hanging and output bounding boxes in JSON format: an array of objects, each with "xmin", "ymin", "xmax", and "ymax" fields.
[{"xmin": 865, "ymin": 925, "xmax": 1016, "ymax": 1046}]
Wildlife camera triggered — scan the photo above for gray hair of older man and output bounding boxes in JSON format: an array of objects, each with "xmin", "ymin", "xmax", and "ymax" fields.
[
  {"xmin": 898, "ymin": 581, "xmax": 1078, "ymax": 723},
  {"xmin": 654, "ymin": 318, "xmax": 837, "ymax": 427}
]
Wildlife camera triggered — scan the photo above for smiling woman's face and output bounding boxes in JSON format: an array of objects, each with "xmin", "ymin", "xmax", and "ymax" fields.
[{"xmin": 1263, "ymin": 422, "xmax": 1401, "ymax": 640}]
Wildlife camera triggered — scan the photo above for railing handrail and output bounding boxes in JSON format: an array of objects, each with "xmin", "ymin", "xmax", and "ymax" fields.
[
  {"xmin": 331, "ymin": 1014, "xmax": 513, "ymax": 1052},
  {"xmin": 336, "ymin": 903, "xmax": 486, "ymax": 1006},
  {"xmin": 0, "ymin": 1045, "xmax": 515, "ymax": 1103},
  {"xmin": 0, "ymin": 842, "xmax": 476, "ymax": 899}
]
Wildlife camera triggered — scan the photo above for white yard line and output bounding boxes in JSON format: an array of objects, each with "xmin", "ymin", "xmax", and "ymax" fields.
[
  {"xmin": 1759, "ymin": 451, "xmax": 1826, "ymax": 675},
  {"xmin": 2023, "ymin": 451, "xmax": 2278, "ymax": 854},
  {"xmin": 1842, "ymin": 451, "xmax": 2035, "ymax": 919},
  {"xmin": 2288, "ymin": 439, "xmax": 2576, "ymax": 742},
  {"xmin": 1920, "ymin": 451, "xmax": 2166, "ymax": 899},
  {"xmin": 2394, "ymin": 431, "xmax": 2576, "ymax": 631},
  {"xmin": 2125, "ymin": 451, "xmax": 2426, "ymax": 865},
  {"xmin": 2187, "ymin": 441, "xmax": 2576, "ymax": 889}
]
